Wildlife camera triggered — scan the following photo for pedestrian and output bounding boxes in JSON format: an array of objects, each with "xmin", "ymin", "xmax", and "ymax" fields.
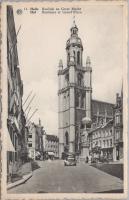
[{"xmin": 85, "ymin": 156, "xmax": 89, "ymax": 163}]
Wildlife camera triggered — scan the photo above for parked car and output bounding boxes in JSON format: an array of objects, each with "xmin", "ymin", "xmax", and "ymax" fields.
[{"xmin": 64, "ymin": 154, "xmax": 77, "ymax": 166}]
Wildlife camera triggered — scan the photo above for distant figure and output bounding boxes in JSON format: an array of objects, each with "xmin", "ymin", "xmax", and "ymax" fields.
[{"xmin": 86, "ymin": 156, "xmax": 89, "ymax": 163}]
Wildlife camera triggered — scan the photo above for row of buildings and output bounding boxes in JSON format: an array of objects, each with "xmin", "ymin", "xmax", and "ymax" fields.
[
  {"xmin": 88, "ymin": 92, "xmax": 123, "ymax": 162},
  {"xmin": 7, "ymin": 5, "xmax": 28, "ymax": 169},
  {"xmin": 58, "ymin": 19, "xmax": 123, "ymax": 162},
  {"xmin": 7, "ymin": 5, "xmax": 59, "ymax": 179},
  {"xmin": 27, "ymin": 120, "xmax": 59, "ymax": 160}
]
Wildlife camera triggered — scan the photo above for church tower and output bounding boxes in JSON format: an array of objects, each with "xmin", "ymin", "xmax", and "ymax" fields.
[{"xmin": 58, "ymin": 19, "xmax": 92, "ymax": 158}]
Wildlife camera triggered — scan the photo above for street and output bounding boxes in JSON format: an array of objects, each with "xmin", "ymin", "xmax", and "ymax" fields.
[{"xmin": 8, "ymin": 160, "xmax": 123, "ymax": 193}]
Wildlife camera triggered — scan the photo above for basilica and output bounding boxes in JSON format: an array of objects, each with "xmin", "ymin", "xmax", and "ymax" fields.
[{"xmin": 58, "ymin": 20, "xmax": 122, "ymax": 161}]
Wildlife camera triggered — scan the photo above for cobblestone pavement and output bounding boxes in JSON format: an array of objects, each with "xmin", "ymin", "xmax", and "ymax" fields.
[{"xmin": 9, "ymin": 160, "xmax": 123, "ymax": 193}]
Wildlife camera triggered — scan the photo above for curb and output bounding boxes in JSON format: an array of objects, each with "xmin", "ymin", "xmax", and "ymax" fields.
[{"xmin": 7, "ymin": 172, "xmax": 33, "ymax": 190}]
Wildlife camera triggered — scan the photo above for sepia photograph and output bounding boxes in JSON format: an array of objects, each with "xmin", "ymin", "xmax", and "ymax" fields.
[{"xmin": 1, "ymin": 1, "xmax": 128, "ymax": 199}]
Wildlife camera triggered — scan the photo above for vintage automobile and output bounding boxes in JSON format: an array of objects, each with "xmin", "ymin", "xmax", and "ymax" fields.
[{"xmin": 64, "ymin": 154, "xmax": 77, "ymax": 166}]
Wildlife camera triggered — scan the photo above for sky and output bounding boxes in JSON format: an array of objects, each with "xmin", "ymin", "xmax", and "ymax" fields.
[{"xmin": 13, "ymin": 4, "xmax": 123, "ymax": 135}]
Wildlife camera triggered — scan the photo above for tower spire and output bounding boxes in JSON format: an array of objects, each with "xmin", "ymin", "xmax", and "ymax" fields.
[
  {"xmin": 70, "ymin": 16, "xmax": 78, "ymax": 36},
  {"xmin": 86, "ymin": 56, "xmax": 91, "ymax": 67},
  {"xmin": 73, "ymin": 16, "xmax": 76, "ymax": 27},
  {"xmin": 58, "ymin": 59, "xmax": 63, "ymax": 70}
]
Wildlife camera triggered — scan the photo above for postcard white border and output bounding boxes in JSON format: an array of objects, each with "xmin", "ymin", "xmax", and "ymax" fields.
[{"xmin": 1, "ymin": 1, "xmax": 128, "ymax": 199}]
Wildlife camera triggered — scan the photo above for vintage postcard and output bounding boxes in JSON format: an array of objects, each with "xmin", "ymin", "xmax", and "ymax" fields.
[{"xmin": 0, "ymin": 1, "xmax": 128, "ymax": 200}]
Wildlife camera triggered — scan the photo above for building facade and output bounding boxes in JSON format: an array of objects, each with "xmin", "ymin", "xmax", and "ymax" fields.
[
  {"xmin": 113, "ymin": 92, "xmax": 123, "ymax": 161},
  {"xmin": 91, "ymin": 100, "xmax": 114, "ymax": 126},
  {"xmin": 7, "ymin": 5, "xmax": 27, "ymax": 168},
  {"xmin": 45, "ymin": 135, "xmax": 59, "ymax": 159},
  {"xmin": 28, "ymin": 120, "xmax": 44, "ymax": 160},
  {"xmin": 88, "ymin": 120, "xmax": 114, "ymax": 161},
  {"xmin": 58, "ymin": 20, "xmax": 92, "ymax": 158}
]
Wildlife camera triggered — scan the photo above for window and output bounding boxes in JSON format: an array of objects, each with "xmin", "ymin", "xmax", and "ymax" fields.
[
  {"xmin": 76, "ymin": 93, "xmax": 79, "ymax": 107},
  {"xmin": 65, "ymin": 132, "xmax": 69, "ymax": 146},
  {"xmin": 77, "ymin": 73, "xmax": 83, "ymax": 87},
  {"xmin": 116, "ymin": 131, "xmax": 120, "ymax": 140},
  {"xmin": 68, "ymin": 52, "xmax": 70, "ymax": 63},
  {"xmin": 73, "ymin": 50, "xmax": 75, "ymax": 59},
  {"xmin": 110, "ymin": 139, "xmax": 112, "ymax": 147},
  {"xmin": 103, "ymin": 140, "xmax": 105, "ymax": 147},
  {"xmin": 115, "ymin": 113, "xmax": 120, "ymax": 125},
  {"xmin": 105, "ymin": 131, "xmax": 108, "ymax": 137},
  {"xmin": 81, "ymin": 94, "xmax": 85, "ymax": 108},
  {"xmin": 28, "ymin": 135, "xmax": 32, "ymax": 138},
  {"xmin": 77, "ymin": 51, "xmax": 80, "ymax": 65},
  {"xmin": 103, "ymin": 131, "xmax": 105, "ymax": 137},
  {"xmin": 96, "ymin": 133, "xmax": 98, "ymax": 138},
  {"xmin": 86, "ymin": 123, "xmax": 91, "ymax": 129},
  {"xmin": 65, "ymin": 74, "xmax": 69, "ymax": 86},
  {"xmin": 72, "ymin": 29, "xmax": 75, "ymax": 34},
  {"xmin": 28, "ymin": 143, "xmax": 32, "ymax": 147}
]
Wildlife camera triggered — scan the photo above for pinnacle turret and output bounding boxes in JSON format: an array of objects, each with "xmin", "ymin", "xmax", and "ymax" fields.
[
  {"xmin": 70, "ymin": 16, "xmax": 78, "ymax": 36},
  {"xmin": 86, "ymin": 56, "xmax": 91, "ymax": 67},
  {"xmin": 59, "ymin": 59, "xmax": 63, "ymax": 70}
]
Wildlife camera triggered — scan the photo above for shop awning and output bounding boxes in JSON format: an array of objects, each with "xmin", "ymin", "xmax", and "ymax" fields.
[
  {"xmin": 7, "ymin": 130, "xmax": 15, "ymax": 152},
  {"xmin": 48, "ymin": 152, "xmax": 54, "ymax": 156}
]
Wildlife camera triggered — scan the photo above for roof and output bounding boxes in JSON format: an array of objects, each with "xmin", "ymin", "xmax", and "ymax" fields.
[
  {"xmin": 48, "ymin": 152, "xmax": 55, "ymax": 156},
  {"xmin": 46, "ymin": 134, "xmax": 59, "ymax": 142},
  {"xmin": 91, "ymin": 99, "xmax": 114, "ymax": 116},
  {"xmin": 89, "ymin": 119, "xmax": 113, "ymax": 134}
]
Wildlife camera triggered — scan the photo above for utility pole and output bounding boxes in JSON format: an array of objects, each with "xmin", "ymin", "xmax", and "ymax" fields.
[
  {"xmin": 24, "ymin": 94, "xmax": 36, "ymax": 112},
  {"xmin": 26, "ymin": 107, "xmax": 31, "ymax": 119},
  {"xmin": 26, "ymin": 108, "xmax": 38, "ymax": 125},
  {"xmin": 23, "ymin": 90, "xmax": 33, "ymax": 107}
]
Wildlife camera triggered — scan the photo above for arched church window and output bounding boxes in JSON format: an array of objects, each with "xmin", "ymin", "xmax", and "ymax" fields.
[
  {"xmin": 68, "ymin": 52, "xmax": 70, "ymax": 63},
  {"xmin": 73, "ymin": 50, "xmax": 75, "ymax": 60},
  {"xmin": 76, "ymin": 95, "xmax": 79, "ymax": 107},
  {"xmin": 65, "ymin": 132, "xmax": 69, "ymax": 146},
  {"xmin": 77, "ymin": 73, "xmax": 83, "ymax": 86},
  {"xmin": 65, "ymin": 73, "xmax": 69, "ymax": 86},
  {"xmin": 64, "ymin": 95, "xmax": 66, "ymax": 110},
  {"xmin": 77, "ymin": 51, "xmax": 80, "ymax": 65},
  {"xmin": 81, "ymin": 94, "xmax": 85, "ymax": 108}
]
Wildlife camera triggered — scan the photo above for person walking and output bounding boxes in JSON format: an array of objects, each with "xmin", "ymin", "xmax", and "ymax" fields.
[{"xmin": 85, "ymin": 156, "xmax": 89, "ymax": 163}]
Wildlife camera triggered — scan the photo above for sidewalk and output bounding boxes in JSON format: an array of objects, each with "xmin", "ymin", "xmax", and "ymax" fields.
[
  {"xmin": 91, "ymin": 162, "xmax": 123, "ymax": 180},
  {"xmin": 7, "ymin": 162, "xmax": 33, "ymax": 190}
]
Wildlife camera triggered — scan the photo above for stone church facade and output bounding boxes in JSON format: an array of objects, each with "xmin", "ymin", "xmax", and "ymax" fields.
[{"xmin": 58, "ymin": 20, "xmax": 114, "ymax": 159}]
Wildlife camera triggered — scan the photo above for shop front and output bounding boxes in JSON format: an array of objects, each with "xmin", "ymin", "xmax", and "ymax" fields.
[{"xmin": 101, "ymin": 147, "xmax": 113, "ymax": 161}]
